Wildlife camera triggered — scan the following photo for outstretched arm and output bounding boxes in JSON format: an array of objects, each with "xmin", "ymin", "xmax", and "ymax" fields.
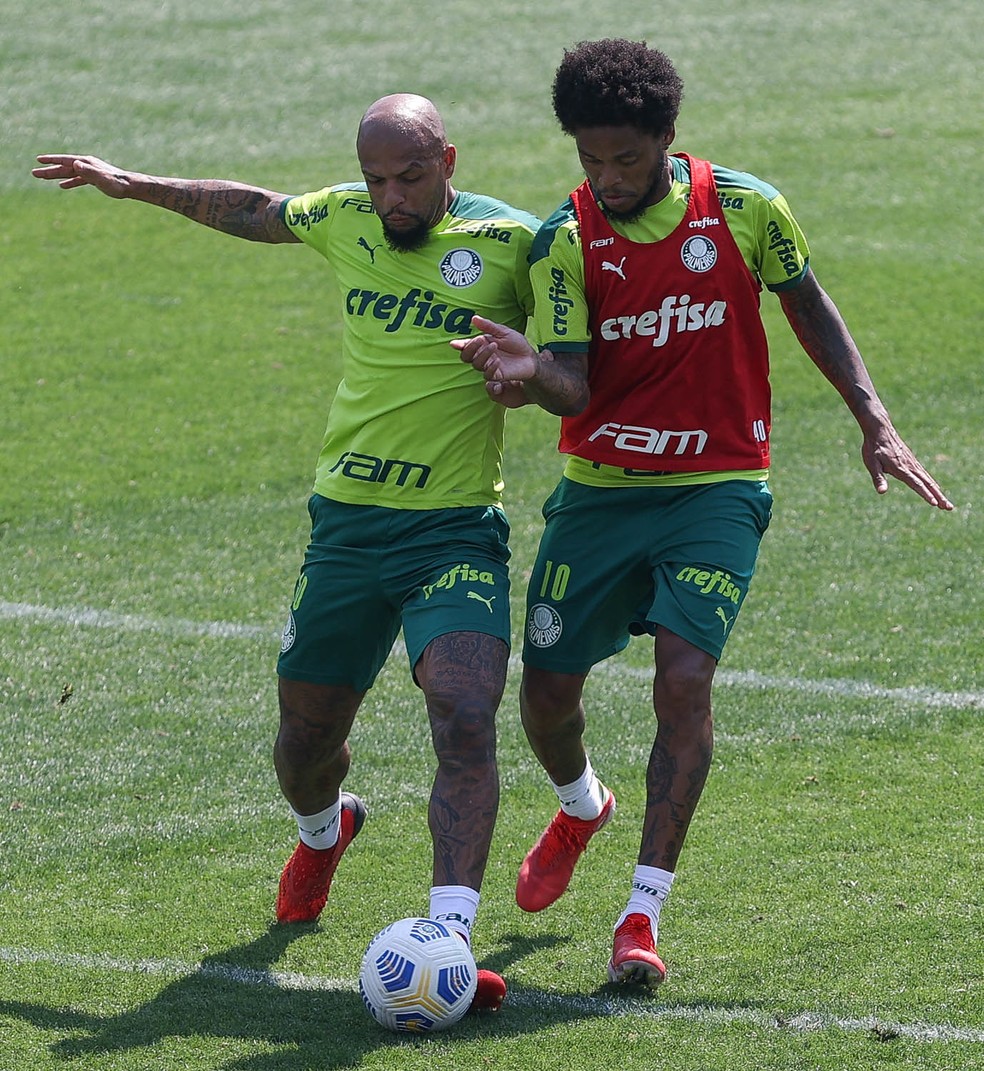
[
  {"xmin": 779, "ymin": 269, "xmax": 952, "ymax": 510},
  {"xmin": 32, "ymin": 154, "xmax": 299, "ymax": 244},
  {"xmin": 452, "ymin": 315, "xmax": 589, "ymax": 416}
]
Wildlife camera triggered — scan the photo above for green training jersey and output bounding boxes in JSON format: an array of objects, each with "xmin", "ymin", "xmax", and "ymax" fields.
[{"xmin": 283, "ymin": 185, "xmax": 539, "ymax": 509}]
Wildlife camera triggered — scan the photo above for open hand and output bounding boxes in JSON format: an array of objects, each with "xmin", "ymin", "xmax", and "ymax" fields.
[
  {"xmin": 451, "ymin": 315, "xmax": 538, "ymax": 383},
  {"xmin": 32, "ymin": 154, "xmax": 133, "ymax": 198},
  {"xmin": 861, "ymin": 425, "xmax": 953, "ymax": 510}
]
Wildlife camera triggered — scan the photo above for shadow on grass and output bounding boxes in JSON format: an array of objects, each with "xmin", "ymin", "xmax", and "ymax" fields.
[{"xmin": 0, "ymin": 924, "xmax": 667, "ymax": 1069}]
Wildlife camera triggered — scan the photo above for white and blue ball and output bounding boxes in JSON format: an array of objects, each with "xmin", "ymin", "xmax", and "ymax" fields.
[{"xmin": 358, "ymin": 917, "xmax": 477, "ymax": 1033}]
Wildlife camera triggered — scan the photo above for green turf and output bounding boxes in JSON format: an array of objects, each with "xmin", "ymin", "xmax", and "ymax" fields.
[{"xmin": 2, "ymin": 1, "xmax": 982, "ymax": 1068}]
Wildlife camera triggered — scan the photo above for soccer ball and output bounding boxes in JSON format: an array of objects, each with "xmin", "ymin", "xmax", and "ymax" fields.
[{"xmin": 358, "ymin": 917, "xmax": 477, "ymax": 1033}]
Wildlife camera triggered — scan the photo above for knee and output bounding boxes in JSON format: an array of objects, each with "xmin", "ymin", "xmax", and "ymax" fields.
[
  {"xmin": 653, "ymin": 659, "xmax": 715, "ymax": 731},
  {"xmin": 657, "ymin": 660, "xmax": 711, "ymax": 700},
  {"xmin": 520, "ymin": 668, "xmax": 585, "ymax": 727},
  {"xmin": 275, "ymin": 680, "xmax": 356, "ymax": 771},
  {"xmin": 429, "ymin": 696, "xmax": 498, "ymax": 768},
  {"xmin": 276, "ymin": 722, "xmax": 352, "ymax": 786}
]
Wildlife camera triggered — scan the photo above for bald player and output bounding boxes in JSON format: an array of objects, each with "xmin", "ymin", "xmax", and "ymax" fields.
[{"xmin": 35, "ymin": 94, "xmax": 540, "ymax": 1009}]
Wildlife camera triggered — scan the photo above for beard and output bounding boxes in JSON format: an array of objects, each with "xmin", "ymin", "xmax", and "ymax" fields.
[
  {"xmin": 597, "ymin": 160, "xmax": 667, "ymax": 224},
  {"xmin": 382, "ymin": 215, "xmax": 433, "ymax": 253},
  {"xmin": 602, "ymin": 198, "xmax": 651, "ymax": 225}
]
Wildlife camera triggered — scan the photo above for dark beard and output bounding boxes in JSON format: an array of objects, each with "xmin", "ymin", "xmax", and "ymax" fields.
[
  {"xmin": 602, "ymin": 199, "xmax": 650, "ymax": 225},
  {"xmin": 597, "ymin": 166, "xmax": 666, "ymax": 224},
  {"xmin": 382, "ymin": 219, "xmax": 432, "ymax": 253}
]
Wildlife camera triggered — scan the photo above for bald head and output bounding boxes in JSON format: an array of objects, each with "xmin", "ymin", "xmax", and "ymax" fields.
[
  {"xmin": 355, "ymin": 94, "xmax": 457, "ymax": 252},
  {"xmin": 357, "ymin": 94, "xmax": 448, "ymax": 157}
]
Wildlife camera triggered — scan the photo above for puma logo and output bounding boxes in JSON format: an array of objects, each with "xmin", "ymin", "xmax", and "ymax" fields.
[
  {"xmin": 601, "ymin": 256, "xmax": 627, "ymax": 280},
  {"xmin": 358, "ymin": 236, "xmax": 382, "ymax": 262},
  {"xmin": 715, "ymin": 606, "xmax": 736, "ymax": 633},
  {"xmin": 467, "ymin": 591, "xmax": 495, "ymax": 613}
]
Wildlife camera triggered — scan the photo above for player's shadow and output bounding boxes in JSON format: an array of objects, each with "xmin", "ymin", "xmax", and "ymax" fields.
[
  {"xmin": 0, "ymin": 925, "xmax": 604, "ymax": 1070},
  {"xmin": 2, "ymin": 923, "xmax": 377, "ymax": 1070}
]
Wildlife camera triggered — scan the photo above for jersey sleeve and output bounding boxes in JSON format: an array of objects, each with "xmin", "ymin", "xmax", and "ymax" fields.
[
  {"xmin": 509, "ymin": 219, "xmax": 538, "ymax": 325},
  {"xmin": 753, "ymin": 189, "xmax": 810, "ymax": 291},
  {"xmin": 529, "ymin": 202, "xmax": 591, "ymax": 352},
  {"xmin": 709, "ymin": 163, "xmax": 810, "ymax": 291},
  {"xmin": 280, "ymin": 187, "xmax": 339, "ymax": 257}
]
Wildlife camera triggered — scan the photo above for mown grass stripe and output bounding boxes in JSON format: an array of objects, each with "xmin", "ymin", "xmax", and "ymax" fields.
[{"xmin": 1, "ymin": 945, "xmax": 979, "ymax": 1044}]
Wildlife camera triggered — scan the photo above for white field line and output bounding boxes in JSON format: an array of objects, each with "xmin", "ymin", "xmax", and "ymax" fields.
[
  {"xmin": 3, "ymin": 599, "xmax": 983, "ymax": 711},
  {"xmin": 0, "ymin": 944, "xmax": 980, "ymax": 1044},
  {"xmin": 614, "ymin": 662, "xmax": 984, "ymax": 711},
  {"xmin": 0, "ymin": 600, "xmax": 273, "ymax": 641}
]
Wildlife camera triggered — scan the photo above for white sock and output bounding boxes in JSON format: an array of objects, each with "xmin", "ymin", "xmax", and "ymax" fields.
[
  {"xmin": 291, "ymin": 799, "xmax": 341, "ymax": 851},
  {"xmin": 429, "ymin": 885, "xmax": 480, "ymax": 942},
  {"xmin": 551, "ymin": 757, "xmax": 607, "ymax": 820},
  {"xmin": 616, "ymin": 865, "xmax": 675, "ymax": 940}
]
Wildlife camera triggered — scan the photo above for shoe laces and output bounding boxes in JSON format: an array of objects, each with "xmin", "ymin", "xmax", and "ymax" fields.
[
  {"xmin": 540, "ymin": 811, "xmax": 594, "ymax": 862},
  {"xmin": 618, "ymin": 913, "xmax": 655, "ymax": 951}
]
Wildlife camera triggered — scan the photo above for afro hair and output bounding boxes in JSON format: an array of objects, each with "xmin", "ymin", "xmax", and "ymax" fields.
[{"xmin": 552, "ymin": 38, "xmax": 684, "ymax": 138}]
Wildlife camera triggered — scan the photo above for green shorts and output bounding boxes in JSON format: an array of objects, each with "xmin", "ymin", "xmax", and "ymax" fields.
[
  {"xmin": 522, "ymin": 477, "xmax": 772, "ymax": 670},
  {"xmin": 278, "ymin": 495, "xmax": 511, "ymax": 691}
]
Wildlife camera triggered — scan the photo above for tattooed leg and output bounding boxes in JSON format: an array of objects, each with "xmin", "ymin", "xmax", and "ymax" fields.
[
  {"xmin": 639, "ymin": 629, "xmax": 717, "ymax": 872},
  {"xmin": 416, "ymin": 632, "xmax": 508, "ymax": 889},
  {"xmin": 275, "ymin": 677, "xmax": 363, "ymax": 813}
]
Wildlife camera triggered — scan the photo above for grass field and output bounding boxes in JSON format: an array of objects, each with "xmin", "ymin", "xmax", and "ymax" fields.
[{"xmin": 2, "ymin": 1, "xmax": 982, "ymax": 1068}]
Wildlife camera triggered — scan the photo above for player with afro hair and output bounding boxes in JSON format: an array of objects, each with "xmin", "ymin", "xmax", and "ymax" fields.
[{"xmin": 454, "ymin": 36, "xmax": 951, "ymax": 994}]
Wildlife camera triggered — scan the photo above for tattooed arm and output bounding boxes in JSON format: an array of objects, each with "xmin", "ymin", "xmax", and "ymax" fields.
[
  {"xmin": 32, "ymin": 154, "xmax": 299, "ymax": 244},
  {"xmin": 779, "ymin": 269, "xmax": 951, "ymax": 509}
]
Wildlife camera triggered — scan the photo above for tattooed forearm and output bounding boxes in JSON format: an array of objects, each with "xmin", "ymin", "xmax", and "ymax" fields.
[
  {"xmin": 130, "ymin": 176, "xmax": 296, "ymax": 243},
  {"xmin": 779, "ymin": 270, "xmax": 886, "ymax": 426},
  {"xmin": 523, "ymin": 350, "xmax": 590, "ymax": 416}
]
